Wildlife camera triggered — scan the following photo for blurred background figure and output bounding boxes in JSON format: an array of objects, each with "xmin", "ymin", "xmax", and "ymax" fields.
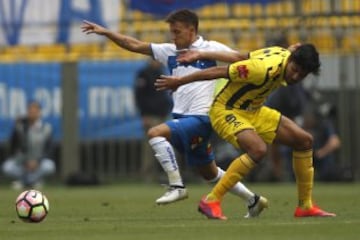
[
  {"xmin": 134, "ymin": 59, "xmax": 172, "ymax": 182},
  {"xmin": 2, "ymin": 101, "xmax": 56, "ymax": 190},
  {"xmin": 302, "ymin": 105, "xmax": 341, "ymax": 181}
]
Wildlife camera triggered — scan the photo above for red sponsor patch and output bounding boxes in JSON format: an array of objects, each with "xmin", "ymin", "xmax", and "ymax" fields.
[{"xmin": 237, "ymin": 65, "xmax": 249, "ymax": 79}]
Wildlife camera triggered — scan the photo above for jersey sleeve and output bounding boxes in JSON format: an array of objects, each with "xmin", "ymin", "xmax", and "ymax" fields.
[
  {"xmin": 228, "ymin": 58, "xmax": 266, "ymax": 85},
  {"xmin": 150, "ymin": 43, "xmax": 175, "ymax": 66},
  {"xmin": 249, "ymin": 46, "xmax": 287, "ymax": 58}
]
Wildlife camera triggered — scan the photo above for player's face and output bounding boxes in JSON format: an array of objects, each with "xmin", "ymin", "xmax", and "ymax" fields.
[
  {"xmin": 284, "ymin": 61, "xmax": 308, "ymax": 85},
  {"xmin": 27, "ymin": 103, "xmax": 41, "ymax": 122},
  {"xmin": 169, "ymin": 21, "xmax": 196, "ymax": 50}
]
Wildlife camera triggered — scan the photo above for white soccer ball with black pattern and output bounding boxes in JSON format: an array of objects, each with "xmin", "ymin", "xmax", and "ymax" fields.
[{"xmin": 15, "ymin": 189, "xmax": 49, "ymax": 223}]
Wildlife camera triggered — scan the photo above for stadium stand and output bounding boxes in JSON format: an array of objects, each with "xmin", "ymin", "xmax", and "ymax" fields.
[{"xmin": 1, "ymin": 0, "xmax": 359, "ymax": 62}]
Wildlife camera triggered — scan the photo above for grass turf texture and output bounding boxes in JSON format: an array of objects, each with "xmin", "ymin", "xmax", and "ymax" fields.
[{"xmin": 1, "ymin": 183, "xmax": 359, "ymax": 240}]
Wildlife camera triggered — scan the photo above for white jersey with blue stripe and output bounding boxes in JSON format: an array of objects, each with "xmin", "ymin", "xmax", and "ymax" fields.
[{"xmin": 151, "ymin": 36, "xmax": 233, "ymax": 116}]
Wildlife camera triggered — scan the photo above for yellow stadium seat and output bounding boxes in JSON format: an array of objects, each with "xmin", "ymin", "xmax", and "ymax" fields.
[
  {"xmin": 341, "ymin": 32, "xmax": 360, "ymax": 53},
  {"xmin": 3, "ymin": 45, "xmax": 34, "ymax": 55},
  {"xmin": 307, "ymin": 30, "xmax": 336, "ymax": 54},
  {"xmin": 69, "ymin": 43, "xmax": 102, "ymax": 60},
  {"xmin": 36, "ymin": 44, "xmax": 66, "ymax": 53},
  {"xmin": 252, "ymin": 4, "xmax": 264, "ymax": 17},
  {"xmin": 341, "ymin": 0, "xmax": 355, "ymax": 12},
  {"xmin": 303, "ymin": 0, "xmax": 331, "ymax": 14},
  {"xmin": 301, "ymin": 0, "xmax": 314, "ymax": 14},
  {"xmin": 102, "ymin": 41, "xmax": 145, "ymax": 60},
  {"xmin": 233, "ymin": 3, "xmax": 263, "ymax": 17},
  {"xmin": 131, "ymin": 20, "xmax": 166, "ymax": 33},
  {"xmin": 198, "ymin": 3, "xmax": 229, "ymax": 18},
  {"xmin": 0, "ymin": 52, "xmax": 17, "ymax": 62},
  {"xmin": 237, "ymin": 32, "xmax": 265, "ymax": 52},
  {"xmin": 34, "ymin": 44, "xmax": 67, "ymax": 61},
  {"xmin": 265, "ymin": 2, "xmax": 283, "ymax": 16},
  {"xmin": 2, "ymin": 45, "xmax": 35, "ymax": 61},
  {"xmin": 140, "ymin": 31, "xmax": 167, "ymax": 43},
  {"xmin": 131, "ymin": 10, "xmax": 148, "ymax": 21},
  {"xmin": 205, "ymin": 31, "xmax": 235, "ymax": 47},
  {"xmin": 287, "ymin": 31, "xmax": 300, "ymax": 45},
  {"xmin": 232, "ymin": 4, "xmax": 252, "ymax": 18}
]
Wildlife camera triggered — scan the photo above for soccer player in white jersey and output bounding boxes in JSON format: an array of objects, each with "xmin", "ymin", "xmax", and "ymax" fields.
[{"xmin": 82, "ymin": 9, "xmax": 267, "ymax": 218}]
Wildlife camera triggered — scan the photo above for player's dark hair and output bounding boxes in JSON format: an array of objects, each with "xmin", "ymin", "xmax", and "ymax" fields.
[
  {"xmin": 289, "ymin": 43, "xmax": 321, "ymax": 76},
  {"xmin": 165, "ymin": 9, "xmax": 198, "ymax": 32},
  {"xmin": 27, "ymin": 100, "xmax": 42, "ymax": 109}
]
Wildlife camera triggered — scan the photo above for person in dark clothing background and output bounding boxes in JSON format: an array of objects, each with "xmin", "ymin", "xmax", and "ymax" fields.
[
  {"xmin": 134, "ymin": 59, "xmax": 172, "ymax": 182},
  {"xmin": 2, "ymin": 101, "xmax": 56, "ymax": 189},
  {"xmin": 302, "ymin": 107, "xmax": 341, "ymax": 181}
]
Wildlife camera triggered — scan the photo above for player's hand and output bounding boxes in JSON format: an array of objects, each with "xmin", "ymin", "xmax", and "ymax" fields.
[
  {"xmin": 25, "ymin": 160, "xmax": 39, "ymax": 172},
  {"xmin": 176, "ymin": 49, "xmax": 201, "ymax": 63},
  {"xmin": 81, "ymin": 20, "xmax": 108, "ymax": 35},
  {"xmin": 155, "ymin": 75, "xmax": 181, "ymax": 91},
  {"xmin": 288, "ymin": 42, "xmax": 301, "ymax": 52}
]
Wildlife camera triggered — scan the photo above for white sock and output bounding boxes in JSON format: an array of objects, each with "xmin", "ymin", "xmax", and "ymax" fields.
[
  {"xmin": 149, "ymin": 136, "xmax": 184, "ymax": 187},
  {"xmin": 208, "ymin": 167, "xmax": 255, "ymax": 204}
]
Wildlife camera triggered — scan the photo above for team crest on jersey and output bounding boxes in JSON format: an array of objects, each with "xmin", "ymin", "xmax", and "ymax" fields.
[
  {"xmin": 237, "ymin": 65, "xmax": 249, "ymax": 79},
  {"xmin": 191, "ymin": 136, "xmax": 203, "ymax": 149}
]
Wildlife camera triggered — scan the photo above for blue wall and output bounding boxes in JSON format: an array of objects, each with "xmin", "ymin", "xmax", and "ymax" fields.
[{"xmin": 0, "ymin": 60, "xmax": 148, "ymax": 141}]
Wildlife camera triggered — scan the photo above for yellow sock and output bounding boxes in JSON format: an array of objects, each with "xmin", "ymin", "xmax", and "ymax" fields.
[
  {"xmin": 207, "ymin": 154, "xmax": 256, "ymax": 201},
  {"xmin": 292, "ymin": 150, "xmax": 314, "ymax": 209}
]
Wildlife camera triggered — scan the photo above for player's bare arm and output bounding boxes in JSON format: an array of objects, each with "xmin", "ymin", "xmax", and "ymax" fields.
[
  {"xmin": 177, "ymin": 50, "xmax": 248, "ymax": 63},
  {"xmin": 176, "ymin": 43, "xmax": 302, "ymax": 64},
  {"xmin": 81, "ymin": 20, "xmax": 151, "ymax": 55},
  {"xmin": 288, "ymin": 42, "xmax": 302, "ymax": 52},
  {"xmin": 155, "ymin": 66, "xmax": 228, "ymax": 91}
]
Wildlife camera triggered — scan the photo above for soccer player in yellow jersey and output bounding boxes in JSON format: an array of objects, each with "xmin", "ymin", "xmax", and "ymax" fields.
[{"xmin": 155, "ymin": 44, "xmax": 336, "ymax": 219}]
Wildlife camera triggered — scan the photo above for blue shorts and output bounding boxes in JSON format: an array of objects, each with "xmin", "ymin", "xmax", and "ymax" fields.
[{"xmin": 166, "ymin": 113, "xmax": 215, "ymax": 166}]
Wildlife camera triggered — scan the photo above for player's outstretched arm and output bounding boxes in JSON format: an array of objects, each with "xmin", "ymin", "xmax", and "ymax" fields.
[
  {"xmin": 288, "ymin": 42, "xmax": 301, "ymax": 52},
  {"xmin": 176, "ymin": 43, "xmax": 301, "ymax": 64},
  {"xmin": 155, "ymin": 66, "xmax": 228, "ymax": 91},
  {"xmin": 81, "ymin": 20, "xmax": 152, "ymax": 55},
  {"xmin": 177, "ymin": 50, "xmax": 248, "ymax": 63}
]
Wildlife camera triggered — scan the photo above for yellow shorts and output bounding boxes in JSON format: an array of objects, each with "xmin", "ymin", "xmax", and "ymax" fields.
[{"xmin": 209, "ymin": 103, "xmax": 281, "ymax": 149}]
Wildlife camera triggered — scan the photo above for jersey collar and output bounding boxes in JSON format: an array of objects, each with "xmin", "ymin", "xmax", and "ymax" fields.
[{"xmin": 189, "ymin": 36, "xmax": 204, "ymax": 49}]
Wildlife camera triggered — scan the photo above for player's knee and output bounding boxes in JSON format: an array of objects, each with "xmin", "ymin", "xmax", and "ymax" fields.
[
  {"xmin": 295, "ymin": 131, "xmax": 313, "ymax": 150},
  {"xmin": 201, "ymin": 171, "xmax": 217, "ymax": 181},
  {"xmin": 247, "ymin": 144, "xmax": 267, "ymax": 162},
  {"xmin": 196, "ymin": 164, "xmax": 218, "ymax": 181},
  {"xmin": 147, "ymin": 126, "xmax": 162, "ymax": 139}
]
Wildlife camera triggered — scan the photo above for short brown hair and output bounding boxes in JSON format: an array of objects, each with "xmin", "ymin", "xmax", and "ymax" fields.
[{"xmin": 165, "ymin": 9, "xmax": 199, "ymax": 32}]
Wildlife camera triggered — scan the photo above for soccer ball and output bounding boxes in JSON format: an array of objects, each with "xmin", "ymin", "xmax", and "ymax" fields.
[{"xmin": 15, "ymin": 189, "xmax": 49, "ymax": 223}]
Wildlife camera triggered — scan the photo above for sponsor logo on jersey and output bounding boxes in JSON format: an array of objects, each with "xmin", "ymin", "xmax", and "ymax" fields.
[{"xmin": 237, "ymin": 65, "xmax": 249, "ymax": 79}]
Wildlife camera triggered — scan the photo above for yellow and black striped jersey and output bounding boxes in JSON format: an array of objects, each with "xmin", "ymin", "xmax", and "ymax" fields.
[{"xmin": 214, "ymin": 46, "xmax": 290, "ymax": 110}]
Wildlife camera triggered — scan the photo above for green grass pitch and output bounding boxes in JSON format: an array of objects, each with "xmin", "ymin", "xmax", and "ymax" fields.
[{"xmin": 1, "ymin": 182, "xmax": 359, "ymax": 240}]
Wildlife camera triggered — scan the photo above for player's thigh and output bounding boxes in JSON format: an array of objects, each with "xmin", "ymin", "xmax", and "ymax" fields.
[
  {"xmin": 252, "ymin": 106, "xmax": 282, "ymax": 144},
  {"xmin": 274, "ymin": 115, "xmax": 313, "ymax": 150},
  {"xmin": 166, "ymin": 116, "xmax": 215, "ymax": 165},
  {"xmin": 209, "ymin": 105, "xmax": 251, "ymax": 148},
  {"xmin": 209, "ymin": 105, "xmax": 270, "ymax": 150},
  {"xmin": 147, "ymin": 122, "xmax": 171, "ymax": 140},
  {"xmin": 236, "ymin": 129, "xmax": 267, "ymax": 161}
]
